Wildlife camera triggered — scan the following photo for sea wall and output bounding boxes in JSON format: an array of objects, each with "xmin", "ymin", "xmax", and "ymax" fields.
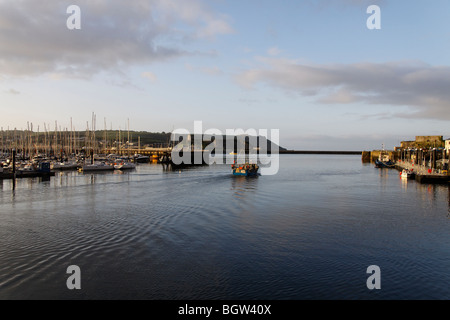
[{"xmin": 362, "ymin": 150, "xmax": 399, "ymax": 163}]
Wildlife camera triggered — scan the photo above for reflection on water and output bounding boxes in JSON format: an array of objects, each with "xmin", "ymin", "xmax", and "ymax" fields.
[
  {"xmin": 377, "ymin": 168, "xmax": 392, "ymax": 192},
  {"xmin": 400, "ymin": 174, "xmax": 409, "ymax": 191},
  {"xmin": 0, "ymin": 156, "xmax": 449, "ymax": 300},
  {"xmin": 230, "ymin": 176, "xmax": 259, "ymax": 198}
]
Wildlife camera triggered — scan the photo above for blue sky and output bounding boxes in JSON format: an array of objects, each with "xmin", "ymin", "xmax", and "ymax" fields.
[{"xmin": 1, "ymin": 0, "xmax": 449, "ymax": 150}]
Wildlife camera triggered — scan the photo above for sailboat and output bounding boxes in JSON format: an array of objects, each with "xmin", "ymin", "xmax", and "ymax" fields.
[
  {"xmin": 113, "ymin": 159, "xmax": 136, "ymax": 170},
  {"xmin": 80, "ymin": 113, "xmax": 115, "ymax": 172},
  {"xmin": 82, "ymin": 161, "xmax": 114, "ymax": 172},
  {"xmin": 51, "ymin": 161, "xmax": 79, "ymax": 170}
]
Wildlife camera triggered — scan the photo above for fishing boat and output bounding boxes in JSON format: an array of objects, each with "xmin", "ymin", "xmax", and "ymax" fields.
[
  {"xmin": 375, "ymin": 148, "xmax": 395, "ymax": 168},
  {"xmin": 375, "ymin": 158, "xmax": 395, "ymax": 168},
  {"xmin": 231, "ymin": 163, "xmax": 259, "ymax": 177}
]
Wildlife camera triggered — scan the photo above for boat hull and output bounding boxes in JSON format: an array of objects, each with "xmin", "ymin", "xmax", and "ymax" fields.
[
  {"xmin": 51, "ymin": 163, "xmax": 79, "ymax": 171},
  {"xmin": 232, "ymin": 164, "xmax": 259, "ymax": 177},
  {"xmin": 232, "ymin": 169, "xmax": 259, "ymax": 177},
  {"xmin": 135, "ymin": 157, "xmax": 150, "ymax": 163},
  {"xmin": 114, "ymin": 164, "xmax": 136, "ymax": 170},
  {"xmin": 82, "ymin": 165, "xmax": 114, "ymax": 172},
  {"xmin": 375, "ymin": 159, "xmax": 395, "ymax": 168}
]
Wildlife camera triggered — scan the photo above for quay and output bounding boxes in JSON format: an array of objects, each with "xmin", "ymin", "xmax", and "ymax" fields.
[
  {"xmin": 0, "ymin": 171, "xmax": 55, "ymax": 180},
  {"xmin": 366, "ymin": 136, "xmax": 450, "ymax": 184},
  {"xmin": 112, "ymin": 147, "xmax": 170, "ymax": 158},
  {"xmin": 395, "ymin": 161, "xmax": 449, "ymax": 184}
]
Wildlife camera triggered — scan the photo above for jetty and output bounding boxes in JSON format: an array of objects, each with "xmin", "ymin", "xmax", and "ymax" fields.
[
  {"xmin": 0, "ymin": 171, "xmax": 55, "ymax": 180},
  {"xmin": 395, "ymin": 160, "xmax": 449, "ymax": 184},
  {"xmin": 366, "ymin": 136, "xmax": 450, "ymax": 184}
]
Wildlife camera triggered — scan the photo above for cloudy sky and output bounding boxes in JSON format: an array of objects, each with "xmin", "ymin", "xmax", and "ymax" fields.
[{"xmin": 1, "ymin": 0, "xmax": 449, "ymax": 150}]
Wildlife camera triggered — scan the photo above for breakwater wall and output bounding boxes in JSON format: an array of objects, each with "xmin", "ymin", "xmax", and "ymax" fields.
[
  {"xmin": 281, "ymin": 150, "xmax": 362, "ymax": 155},
  {"xmin": 362, "ymin": 150, "xmax": 399, "ymax": 163}
]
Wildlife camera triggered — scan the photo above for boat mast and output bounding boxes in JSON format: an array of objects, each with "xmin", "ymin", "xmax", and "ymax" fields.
[
  {"xmin": 127, "ymin": 118, "xmax": 130, "ymax": 158},
  {"xmin": 70, "ymin": 117, "xmax": 73, "ymax": 156},
  {"xmin": 36, "ymin": 125, "xmax": 39, "ymax": 157},
  {"xmin": 119, "ymin": 126, "xmax": 121, "ymax": 155},
  {"xmin": 104, "ymin": 117, "xmax": 107, "ymax": 155}
]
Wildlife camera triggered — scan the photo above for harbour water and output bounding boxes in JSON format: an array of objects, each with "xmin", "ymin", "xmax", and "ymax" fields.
[{"xmin": 0, "ymin": 155, "xmax": 449, "ymax": 300}]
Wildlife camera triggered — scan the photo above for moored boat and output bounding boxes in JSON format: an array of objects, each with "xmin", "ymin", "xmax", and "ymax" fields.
[
  {"xmin": 51, "ymin": 161, "xmax": 79, "ymax": 171},
  {"xmin": 114, "ymin": 160, "xmax": 136, "ymax": 170},
  {"xmin": 81, "ymin": 162, "xmax": 114, "ymax": 172},
  {"xmin": 375, "ymin": 148, "xmax": 395, "ymax": 168},
  {"xmin": 18, "ymin": 163, "xmax": 36, "ymax": 172},
  {"xmin": 134, "ymin": 154, "xmax": 150, "ymax": 163},
  {"xmin": 401, "ymin": 169, "xmax": 415, "ymax": 179},
  {"xmin": 375, "ymin": 158, "xmax": 395, "ymax": 168}
]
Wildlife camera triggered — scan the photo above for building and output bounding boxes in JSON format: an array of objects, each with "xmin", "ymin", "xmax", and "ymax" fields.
[
  {"xmin": 415, "ymin": 136, "xmax": 444, "ymax": 148},
  {"xmin": 400, "ymin": 136, "xmax": 444, "ymax": 149},
  {"xmin": 400, "ymin": 141, "xmax": 415, "ymax": 149},
  {"xmin": 445, "ymin": 140, "xmax": 450, "ymax": 153}
]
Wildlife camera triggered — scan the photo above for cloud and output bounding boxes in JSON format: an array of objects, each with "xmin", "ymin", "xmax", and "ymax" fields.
[
  {"xmin": 154, "ymin": 0, "xmax": 233, "ymax": 39},
  {"xmin": 141, "ymin": 71, "xmax": 158, "ymax": 83},
  {"xmin": 5, "ymin": 89, "xmax": 20, "ymax": 95},
  {"xmin": 312, "ymin": 0, "xmax": 385, "ymax": 10},
  {"xmin": 0, "ymin": 0, "xmax": 232, "ymax": 78},
  {"xmin": 267, "ymin": 47, "xmax": 281, "ymax": 56},
  {"xmin": 185, "ymin": 63, "xmax": 222, "ymax": 76},
  {"xmin": 283, "ymin": 132, "xmax": 403, "ymax": 151},
  {"xmin": 236, "ymin": 58, "xmax": 450, "ymax": 120}
]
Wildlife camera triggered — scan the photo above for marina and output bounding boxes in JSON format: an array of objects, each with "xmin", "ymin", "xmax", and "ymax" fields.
[{"xmin": 0, "ymin": 117, "xmax": 173, "ymax": 180}]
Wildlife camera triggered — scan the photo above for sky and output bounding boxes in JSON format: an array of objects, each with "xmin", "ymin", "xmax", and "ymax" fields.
[{"xmin": 1, "ymin": 0, "xmax": 450, "ymax": 150}]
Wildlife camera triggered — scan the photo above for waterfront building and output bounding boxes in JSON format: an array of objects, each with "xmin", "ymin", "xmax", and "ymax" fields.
[{"xmin": 400, "ymin": 136, "xmax": 444, "ymax": 149}]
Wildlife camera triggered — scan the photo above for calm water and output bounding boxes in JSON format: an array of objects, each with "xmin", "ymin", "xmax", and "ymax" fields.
[{"xmin": 0, "ymin": 155, "xmax": 449, "ymax": 300}]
